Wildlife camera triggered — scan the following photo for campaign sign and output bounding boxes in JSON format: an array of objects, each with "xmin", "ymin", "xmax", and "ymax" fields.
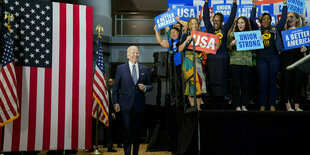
[
  {"xmin": 155, "ymin": 10, "xmax": 178, "ymax": 30},
  {"xmin": 213, "ymin": 4, "xmax": 232, "ymax": 22},
  {"xmin": 237, "ymin": 4, "xmax": 258, "ymax": 18},
  {"xmin": 188, "ymin": 31, "xmax": 220, "ymax": 54},
  {"xmin": 168, "ymin": 3, "xmax": 185, "ymax": 9},
  {"xmin": 287, "ymin": 0, "xmax": 305, "ymax": 15},
  {"xmin": 175, "ymin": 6, "xmax": 197, "ymax": 21},
  {"xmin": 281, "ymin": 26, "xmax": 310, "ymax": 50},
  {"xmin": 234, "ymin": 30, "xmax": 264, "ymax": 51},
  {"xmin": 255, "ymin": 0, "xmax": 282, "ymax": 5}
]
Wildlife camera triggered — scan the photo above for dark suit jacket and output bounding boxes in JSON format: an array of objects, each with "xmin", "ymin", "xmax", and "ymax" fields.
[{"xmin": 112, "ymin": 62, "xmax": 152, "ymax": 111}]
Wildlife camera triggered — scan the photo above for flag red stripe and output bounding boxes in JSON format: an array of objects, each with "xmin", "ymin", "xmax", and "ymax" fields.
[
  {"xmin": 6, "ymin": 64, "xmax": 18, "ymax": 102},
  {"xmin": 71, "ymin": 5, "xmax": 80, "ymax": 150},
  {"xmin": 93, "ymin": 80, "xmax": 104, "ymax": 97},
  {"xmin": 94, "ymin": 70, "xmax": 104, "ymax": 83},
  {"xmin": 93, "ymin": 91, "xmax": 108, "ymax": 115},
  {"xmin": 42, "ymin": 68, "xmax": 52, "ymax": 150},
  {"xmin": 0, "ymin": 117, "xmax": 3, "ymax": 125},
  {"xmin": 95, "ymin": 71, "xmax": 108, "ymax": 92},
  {"xmin": 85, "ymin": 6, "xmax": 93, "ymax": 148},
  {"xmin": 1, "ymin": 67, "xmax": 18, "ymax": 115},
  {"xmin": 0, "ymin": 80, "xmax": 12, "ymax": 120},
  {"xmin": 57, "ymin": 3, "xmax": 67, "ymax": 150},
  {"xmin": 7, "ymin": 63, "xmax": 18, "ymax": 90},
  {"xmin": 11, "ymin": 66, "xmax": 23, "ymax": 151},
  {"xmin": 27, "ymin": 67, "xmax": 38, "ymax": 151},
  {"xmin": 94, "ymin": 74, "xmax": 104, "ymax": 87}
]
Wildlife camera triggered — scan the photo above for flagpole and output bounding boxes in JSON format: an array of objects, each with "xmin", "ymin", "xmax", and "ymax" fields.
[
  {"xmin": 91, "ymin": 25, "xmax": 104, "ymax": 155},
  {"xmin": 91, "ymin": 104, "xmax": 101, "ymax": 155},
  {"xmin": 0, "ymin": 127, "xmax": 4, "ymax": 155}
]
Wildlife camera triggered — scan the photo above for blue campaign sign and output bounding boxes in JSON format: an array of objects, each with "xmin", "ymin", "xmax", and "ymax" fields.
[
  {"xmin": 287, "ymin": 0, "xmax": 306, "ymax": 15},
  {"xmin": 213, "ymin": 4, "xmax": 232, "ymax": 22},
  {"xmin": 281, "ymin": 26, "xmax": 310, "ymax": 50},
  {"xmin": 168, "ymin": 0, "xmax": 193, "ymax": 6},
  {"xmin": 155, "ymin": 10, "xmax": 178, "ymax": 30},
  {"xmin": 212, "ymin": 4, "xmax": 261, "ymax": 22},
  {"xmin": 237, "ymin": 4, "xmax": 260, "ymax": 18},
  {"xmin": 175, "ymin": 6, "xmax": 198, "ymax": 21},
  {"xmin": 168, "ymin": 3, "xmax": 185, "ymax": 9},
  {"xmin": 234, "ymin": 30, "xmax": 264, "ymax": 51}
]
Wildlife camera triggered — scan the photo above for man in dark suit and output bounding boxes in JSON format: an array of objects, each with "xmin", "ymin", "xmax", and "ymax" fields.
[
  {"xmin": 112, "ymin": 46, "xmax": 153, "ymax": 155},
  {"xmin": 102, "ymin": 78, "xmax": 117, "ymax": 152}
]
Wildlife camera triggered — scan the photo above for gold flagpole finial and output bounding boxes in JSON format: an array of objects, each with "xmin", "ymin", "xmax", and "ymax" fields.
[
  {"xmin": 4, "ymin": 13, "xmax": 14, "ymax": 32},
  {"xmin": 4, "ymin": 13, "xmax": 14, "ymax": 26},
  {"xmin": 96, "ymin": 25, "xmax": 104, "ymax": 39}
]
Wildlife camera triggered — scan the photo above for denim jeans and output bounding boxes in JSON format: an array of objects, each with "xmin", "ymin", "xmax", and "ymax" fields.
[{"xmin": 257, "ymin": 57, "xmax": 280, "ymax": 107}]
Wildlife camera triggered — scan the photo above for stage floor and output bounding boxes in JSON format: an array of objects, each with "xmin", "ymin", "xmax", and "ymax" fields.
[{"xmin": 37, "ymin": 144, "xmax": 172, "ymax": 155}]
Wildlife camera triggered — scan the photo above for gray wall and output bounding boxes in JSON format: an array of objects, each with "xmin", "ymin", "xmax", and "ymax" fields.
[{"xmin": 110, "ymin": 36, "xmax": 166, "ymax": 63}]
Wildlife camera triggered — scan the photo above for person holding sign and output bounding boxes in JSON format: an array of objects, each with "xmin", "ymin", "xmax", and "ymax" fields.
[
  {"xmin": 227, "ymin": 16, "xmax": 254, "ymax": 111},
  {"xmin": 203, "ymin": 0, "xmax": 237, "ymax": 107},
  {"xmin": 250, "ymin": 0, "xmax": 287, "ymax": 111},
  {"xmin": 280, "ymin": 12, "xmax": 307, "ymax": 111},
  {"xmin": 178, "ymin": 17, "xmax": 207, "ymax": 111},
  {"xmin": 154, "ymin": 25, "xmax": 182, "ymax": 66},
  {"xmin": 154, "ymin": 25, "xmax": 183, "ymax": 101}
]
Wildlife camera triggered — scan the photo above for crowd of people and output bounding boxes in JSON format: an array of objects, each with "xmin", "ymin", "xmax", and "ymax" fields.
[
  {"xmin": 97, "ymin": 0, "xmax": 309, "ymax": 154},
  {"xmin": 155, "ymin": 0, "xmax": 309, "ymax": 112}
]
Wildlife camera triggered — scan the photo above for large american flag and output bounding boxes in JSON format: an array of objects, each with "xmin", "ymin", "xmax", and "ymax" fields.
[
  {"xmin": 0, "ymin": 26, "xmax": 19, "ymax": 127},
  {"xmin": 92, "ymin": 37, "xmax": 109, "ymax": 126},
  {"xmin": 3, "ymin": 0, "xmax": 93, "ymax": 152}
]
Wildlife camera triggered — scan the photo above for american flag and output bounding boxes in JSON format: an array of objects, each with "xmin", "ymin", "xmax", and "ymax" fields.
[
  {"xmin": 3, "ymin": 0, "xmax": 93, "ymax": 152},
  {"xmin": 92, "ymin": 37, "xmax": 109, "ymax": 126},
  {"xmin": 0, "ymin": 25, "xmax": 19, "ymax": 127}
]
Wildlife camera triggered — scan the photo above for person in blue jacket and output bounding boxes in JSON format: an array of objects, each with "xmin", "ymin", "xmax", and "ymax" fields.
[
  {"xmin": 203, "ymin": 0, "xmax": 237, "ymax": 108},
  {"xmin": 250, "ymin": 0, "xmax": 287, "ymax": 111}
]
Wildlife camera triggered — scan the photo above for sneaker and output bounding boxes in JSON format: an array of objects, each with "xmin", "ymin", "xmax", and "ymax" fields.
[
  {"xmin": 295, "ymin": 108, "xmax": 303, "ymax": 112},
  {"xmin": 287, "ymin": 108, "xmax": 295, "ymax": 112},
  {"xmin": 236, "ymin": 107, "xmax": 241, "ymax": 111},
  {"xmin": 260, "ymin": 106, "xmax": 265, "ymax": 111},
  {"xmin": 241, "ymin": 106, "xmax": 247, "ymax": 111},
  {"xmin": 270, "ymin": 106, "xmax": 276, "ymax": 111}
]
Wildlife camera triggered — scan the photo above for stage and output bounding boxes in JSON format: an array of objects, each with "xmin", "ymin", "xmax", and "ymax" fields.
[{"xmin": 176, "ymin": 110, "xmax": 310, "ymax": 155}]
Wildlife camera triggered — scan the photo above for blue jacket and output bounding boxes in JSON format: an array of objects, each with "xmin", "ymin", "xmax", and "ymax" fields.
[{"xmin": 112, "ymin": 62, "xmax": 153, "ymax": 111}]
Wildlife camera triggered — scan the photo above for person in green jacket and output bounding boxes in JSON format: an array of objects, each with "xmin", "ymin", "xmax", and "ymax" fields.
[{"xmin": 227, "ymin": 16, "xmax": 254, "ymax": 111}]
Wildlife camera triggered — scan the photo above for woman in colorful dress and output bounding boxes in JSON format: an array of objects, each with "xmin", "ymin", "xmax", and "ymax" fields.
[{"xmin": 178, "ymin": 17, "xmax": 207, "ymax": 111}]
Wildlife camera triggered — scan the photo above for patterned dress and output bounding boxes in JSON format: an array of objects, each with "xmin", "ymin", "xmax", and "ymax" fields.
[{"xmin": 179, "ymin": 34, "xmax": 207, "ymax": 96}]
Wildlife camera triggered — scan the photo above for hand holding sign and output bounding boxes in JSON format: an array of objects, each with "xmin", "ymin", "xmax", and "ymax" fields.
[
  {"xmin": 301, "ymin": 45, "xmax": 307, "ymax": 53},
  {"xmin": 155, "ymin": 10, "xmax": 178, "ymax": 30},
  {"xmin": 186, "ymin": 35, "xmax": 193, "ymax": 44},
  {"xmin": 281, "ymin": 26, "xmax": 310, "ymax": 50},
  {"xmin": 234, "ymin": 30, "xmax": 264, "ymax": 51},
  {"xmin": 187, "ymin": 31, "xmax": 220, "ymax": 54}
]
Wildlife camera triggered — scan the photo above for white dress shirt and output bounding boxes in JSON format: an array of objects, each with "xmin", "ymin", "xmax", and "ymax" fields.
[{"xmin": 129, "ymin": 61, "xmax": 139, "ymax": 80}]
